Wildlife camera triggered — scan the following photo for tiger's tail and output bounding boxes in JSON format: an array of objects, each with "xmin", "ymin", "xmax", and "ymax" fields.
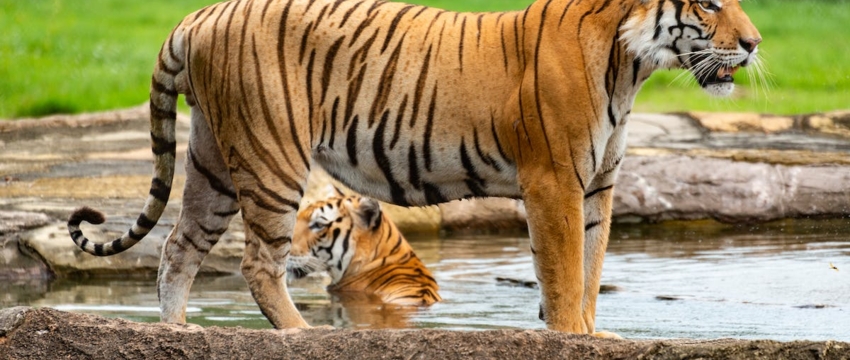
[{"xmin": 67, "ymin": 27, "xmax": 185, "ymax": 256}]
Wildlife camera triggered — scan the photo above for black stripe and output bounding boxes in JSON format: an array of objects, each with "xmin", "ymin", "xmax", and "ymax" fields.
[
  {"xmin": 408, "ymin": 45, "xmax": 432, "ymax": 128},
  {"xmin": 214, "ymin": 208, "xmax": 240, "ymax": 217},
  {"xmin": 128, "ymin": 228, "xmax": 145, "ymax": 241},
  {"xmin": 632, "ymin": 58, "xmax": 642, "ymax": 85},
  {"xmin": 585, "ymin": 220, "xmax": 602, "ymax": 232},
  {"xmin": 533, "ymin": 0, "xmax": 555, "ymax": 164},
  {"xmin": 458, "ymin": 16, "xmax": 466, "ymax": 72},
  {"xmin": 389, "ymin": 95, "xmax": 408, "ymax": 150},
  {"xmin": 373, "ymin": 110, "xmax": 409, "ymax": 206},
  {"xmin": 340, "ymin": 1, "xmax": 365, "ymax": 27},
  {"xmin": 151, "ymin": 132, "xmax": 177, "ymax": 156},
  {"xmin": 329, "ymin": 97, "xmax": 340, "ymax": 149},
  {"xmin": 136, "ymin": 213, "xmax": 157, "ymax": 229},
  {"xmin": 500, "ymin": 22, "xmax": 509, "ymax": 71},
  {"xmin": 423, "ymin": 182, "xmax": 447, "ymax": 205},
  {"xmin": 199, "ymin": 222, "xmax": 228, "ymax": 235},
  {"xmin": 150, "ymin": 178, "xmax": 171, "ymax": 202},
  {"xmin": 422, "ymin": 85, "xmax": 438, "ymax": 172},
  {"xmin": 94, "ymin": 243, "xmax": 105, "ymax": 256},
  {"xmin": 299, "ymin": 21, "xmax": 314, "ymax": 64},
  {"xmin": 344, "ymin": 64, "xmax": 368, "ymax": 130},
  {"xmin": 585, "ymin": 185, "xmax": 614, "ymax": 199},
  {"xmin": 151, "ymin": 78, "xmax": 178, "ymax": 97},
  {"xmin": 408, "ymin": 144, "xmax": 422, "ymax": 191},
  {"xmin": 571, "ymin": 156, "xmax": 586, "ymax": 191},
  {"xmin": 321, "ymin": 36, "xmax": 346, "ymax": 104},
  {"xmin": 346, "ymin": 115, "xmax": 359, "ymax": 166},
  {"xmin": 71, "ymin": 230, "xmax": 83, "ymax": 242},
  {"xmin": 189, "ymin": 147, "xmax": 238, "ymax": 199},
  {"xmin": 460, "ymin": 138, "xmax": 487, "ymax": 197},
  {"xmin": 490, "ymin": 115, "xmax": 512, "ymax": 165},
  {"xmin": 369, "ymin": 36, "xmax": 405, "ymax": 127},
  {"xmin": 381, "ymin": 6, "xmax": 413, "ymax": 53},
  {"xmin": 111, "ymin": 239, "xmax": 126, "ymax": 253},
  {"xmin": 150, "ymin": 104, "xmax": 176, "ymax": 120},
  {"xmin": 472, "ymin": 128, "xmax": 499, "ymax": 172}
]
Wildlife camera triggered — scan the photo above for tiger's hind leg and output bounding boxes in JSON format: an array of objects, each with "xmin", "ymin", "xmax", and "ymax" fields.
[
  {"xmin": 157, "ymin": 106, "xmax": 240, "ymax": 323},
  {"xmin": 227, "ymin": 150, "xmax": 310, "ymax": 329}
]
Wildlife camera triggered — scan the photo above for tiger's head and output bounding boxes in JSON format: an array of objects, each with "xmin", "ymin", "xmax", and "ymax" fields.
[
  {"xmin": 621, "ymin": 0, "xmax": 762, "ymax": 96},
  {"xmin": 287, "ymin": 187, "xmax": 385, "ymax": 284}
]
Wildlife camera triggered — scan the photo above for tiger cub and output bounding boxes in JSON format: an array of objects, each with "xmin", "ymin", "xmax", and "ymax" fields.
[{"xmin": 288, "ymin": 188, "xmax": 441, "ymax": 306}]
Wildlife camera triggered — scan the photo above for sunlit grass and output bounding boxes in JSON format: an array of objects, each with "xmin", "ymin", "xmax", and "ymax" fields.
[{"xmin": 1, "ymin": 0, "xmax": 847, "ymax": 118}]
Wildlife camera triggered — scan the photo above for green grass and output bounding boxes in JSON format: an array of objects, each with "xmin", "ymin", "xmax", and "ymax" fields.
[{"xmin": 1, "ymin": 0, "xmax": 848, "ymax": 118}]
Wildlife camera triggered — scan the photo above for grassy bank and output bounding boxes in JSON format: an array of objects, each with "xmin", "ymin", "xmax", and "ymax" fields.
[{"xmin": 1, "ymin": 0, "xmax": 847, "ymax": 118}]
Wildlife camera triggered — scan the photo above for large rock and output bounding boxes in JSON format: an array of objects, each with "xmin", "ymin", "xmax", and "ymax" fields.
[{"xmin": 1, "ymin": 307, "xmax": 847, "ymax": 360}]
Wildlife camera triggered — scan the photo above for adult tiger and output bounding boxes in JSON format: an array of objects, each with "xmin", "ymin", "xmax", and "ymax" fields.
[
  {"xmin": 287, "ymin": 188, "xmax": 441, "ymax": 306},
  {"xmin": 67, "ymin": 0, "xmax": 761, "ymax": 335}
]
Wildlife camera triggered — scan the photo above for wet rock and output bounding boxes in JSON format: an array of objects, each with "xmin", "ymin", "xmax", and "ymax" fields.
[
  {"xmin": 0, "ymin": 211, "xmax": 51, "ymax": 235},
  {"xmin": 1, "ymin": 307, "xmax": 848, "ymax": 360},
  {"xmin": 655, "ymin": 295, "xmax": 682, "ymax": 301},
  {"xmin": 615, "ymin": 156, "xmax": 850, "ymax": 223},
  {"xmin": 0, "ymin": 211, "xmax": 52, "ymax": 280},
  {"xmin": 440, "ymin": 198, "xmax": 527, "ymax": 234}
]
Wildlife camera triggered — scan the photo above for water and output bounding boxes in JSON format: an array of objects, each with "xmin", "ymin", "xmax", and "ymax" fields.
[{"xmin": 3, "ymin": 219, "xmax": 848, "ymax": 341}]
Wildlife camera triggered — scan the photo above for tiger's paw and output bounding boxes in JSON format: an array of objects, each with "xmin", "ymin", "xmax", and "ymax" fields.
[{"xmin": 592, "ymin": 331, "xmax": 623, "ymax": 339}]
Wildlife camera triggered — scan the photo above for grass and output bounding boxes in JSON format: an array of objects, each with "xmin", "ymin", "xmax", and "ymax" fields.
[{"xmin": 1, "ymin": 0, "xmax": 848, "ymax": 118}]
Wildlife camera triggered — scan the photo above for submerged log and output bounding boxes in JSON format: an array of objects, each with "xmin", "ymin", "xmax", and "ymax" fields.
[{"xmin": 1, "ymin": 307, "xmax": 847, "ymax": 360}]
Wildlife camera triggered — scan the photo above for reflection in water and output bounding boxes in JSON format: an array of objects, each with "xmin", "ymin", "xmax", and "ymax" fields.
[{"xmin": 2, "ymin": 219, "xmax": 848, "ymax": 340}]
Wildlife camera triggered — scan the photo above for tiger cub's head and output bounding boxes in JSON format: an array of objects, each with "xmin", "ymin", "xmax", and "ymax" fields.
[
  {"xmin": 621, "ymin": 0, "xmax": 762, "ymax": 96},
  {"xmin": 287, "ymin": 187, "xmax": 388, "ymax": 285}
]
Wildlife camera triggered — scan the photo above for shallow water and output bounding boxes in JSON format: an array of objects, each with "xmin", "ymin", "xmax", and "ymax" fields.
[{"xmin": 3, "ymin": 219, "xmax": 848, "ymax": 341}]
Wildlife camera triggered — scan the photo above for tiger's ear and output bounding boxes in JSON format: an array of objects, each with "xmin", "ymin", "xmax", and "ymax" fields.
[
  {"xmin": 352, "ymin": 197, "xmax": 382, "ymax": 231},
  {"xmin": 323, "ymin": 184, "xmax": 345, "ymax": 198}
]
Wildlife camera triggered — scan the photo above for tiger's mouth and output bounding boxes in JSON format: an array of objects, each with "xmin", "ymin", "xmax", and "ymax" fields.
[{"xmin": 696, "ymin": 66, "xmax": 740, "ymax": 87}]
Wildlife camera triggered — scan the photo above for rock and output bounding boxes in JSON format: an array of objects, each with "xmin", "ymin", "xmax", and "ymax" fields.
[
  {"xmin": 805, "ymin": 110, "xmax": 850, "ymax": 138},
  {"xmin": 0, "ymin": 235, "xmax": 50, "ymax": 281},
  {"xmin": 614, "ymin": 155, "xmax": 850, "ymax": 223},
  {"xmin": 439, "ymin": 198, "xmax": 527, "ymax": 234},
  {"xmin": 1, "ymin": 307, "xmax": 848, "ymax": 360},
  {"xmin": 0, "ymin": 211, "xmax": 51, "ymax": 236},
  {"xmin": 690, "ymin": 112, "xmax": 795, "ymax": 133}
]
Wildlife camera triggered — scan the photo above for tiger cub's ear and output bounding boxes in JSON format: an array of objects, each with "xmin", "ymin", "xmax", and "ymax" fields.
[
  {"xmin": 323, "ymin": 184, "xmax": 346, "ymax": 198},
  {"xmin": 352, "ymin": 197, "xmax": 383, "ymax": 231}
]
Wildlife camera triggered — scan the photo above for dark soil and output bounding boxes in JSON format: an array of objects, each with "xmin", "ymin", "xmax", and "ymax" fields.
[{"xmin": 1, "ymin": 307, "xmax": 848, "ymax": 360}]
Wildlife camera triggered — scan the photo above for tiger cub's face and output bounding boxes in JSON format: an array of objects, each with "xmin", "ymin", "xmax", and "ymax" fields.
[
  {"xmin": 621, "ymin": 0, "xmax": 762, "ymax": 96},
  {"xmin": 287, "ymin": 191, "xmax": 383, "ymax": 284}
]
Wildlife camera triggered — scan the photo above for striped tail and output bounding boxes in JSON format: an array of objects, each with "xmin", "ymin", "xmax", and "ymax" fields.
[{"xmin": 67, "ymin": 29, "xmax": 184, "ymax": 256}]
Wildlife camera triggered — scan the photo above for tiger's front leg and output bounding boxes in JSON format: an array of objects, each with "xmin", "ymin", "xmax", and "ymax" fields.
[{"xmin": 522, "ymin": 171, "xmax": 588, "ymax": 334}]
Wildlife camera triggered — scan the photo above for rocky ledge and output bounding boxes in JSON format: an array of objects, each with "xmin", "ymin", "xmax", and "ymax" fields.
[
  {"xmin": 1, "ymin": 106, "xmax": 849, "ymax": 277},
  {"xmin": 1, "ymin": 307, "xmax": 848, "ymax": 360}
]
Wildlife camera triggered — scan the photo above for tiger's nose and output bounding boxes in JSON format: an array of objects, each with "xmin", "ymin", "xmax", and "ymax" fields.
[{"xmin": 739, "ymin": 37, "xmax": 762, "ymax": 53}]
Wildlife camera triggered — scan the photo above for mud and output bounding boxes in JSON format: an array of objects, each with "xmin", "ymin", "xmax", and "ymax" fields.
[{"xmin": 1, "ymin": 307, "xmax": 848, "ymax": 360}]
